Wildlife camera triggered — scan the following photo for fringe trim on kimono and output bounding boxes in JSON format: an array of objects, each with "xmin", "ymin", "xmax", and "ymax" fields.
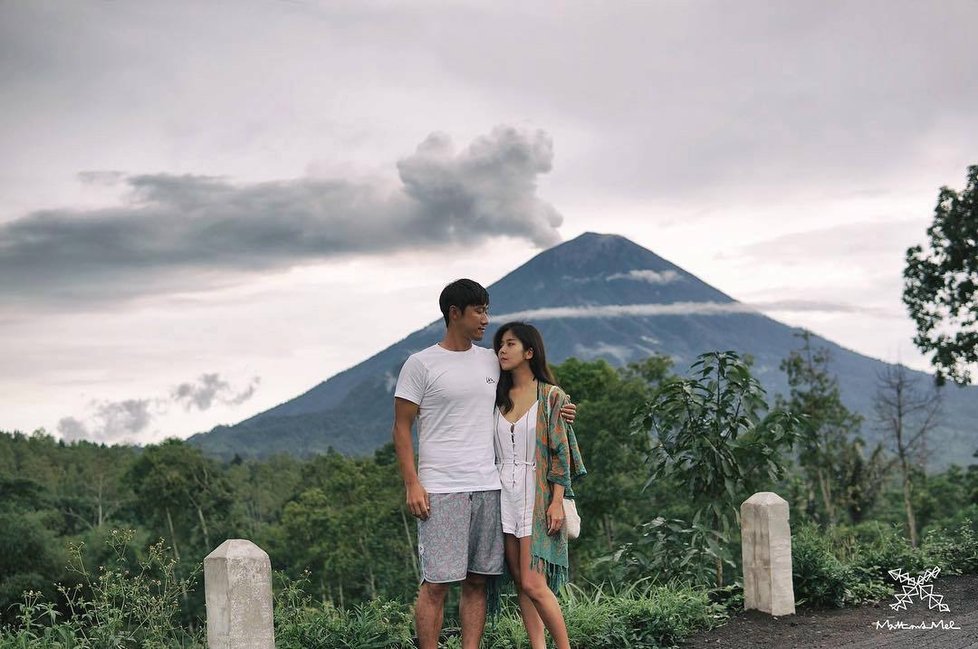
[
  {"xmin": 530, "ymin": 554, "xmax": 569, "ymax": 595},
  {"xmin": 486, "ymin": 571, "xmax": 504, "ymax": 619}
]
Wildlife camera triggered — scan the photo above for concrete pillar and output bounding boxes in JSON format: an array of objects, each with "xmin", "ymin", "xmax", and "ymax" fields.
[
  {"xmin": 741, "ymin": 492, "xmax": 795, "ymax": 616},
  {"xmin": 204, "ymin": 539, "xmax": 275, "ymax": 649}
]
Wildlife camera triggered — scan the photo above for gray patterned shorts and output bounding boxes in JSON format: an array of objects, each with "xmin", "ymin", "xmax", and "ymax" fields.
[{"xmin": 417, "ymin": 490, "xmax": 504, "ymax": 583}]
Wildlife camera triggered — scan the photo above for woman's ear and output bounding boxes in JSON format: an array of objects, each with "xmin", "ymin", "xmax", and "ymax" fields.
[{"xmin": 526, "ymin": 347, "xmax": 534, "ymax": 360}]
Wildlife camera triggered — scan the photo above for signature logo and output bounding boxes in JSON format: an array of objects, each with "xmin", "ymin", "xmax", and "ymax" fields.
[{"xmin": 888, "ymin": 567, "xmax": 949, "ymax": 612}]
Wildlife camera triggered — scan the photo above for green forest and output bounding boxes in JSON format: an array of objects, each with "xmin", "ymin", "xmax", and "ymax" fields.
[{"xmin": 2, "ymin": 333, "xmax": 978, "ymax": 647}]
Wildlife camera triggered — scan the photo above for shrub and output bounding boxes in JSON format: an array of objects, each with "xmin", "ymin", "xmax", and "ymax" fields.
[
  {"xmin": 274, "ymin": 578, "xmax": 721, "ymax": 649},
  {"xmin": 274, "ymin": 574, "xmax": 413, "ymax": 649},
  {"xmin": 788, "ymin": 518, "xmax": 978, "ymax": 609},
  {"xmin": 791, "ymin": 523, "xmax": 849, "ymax": 607},
  {"xmin": 843, "ymin": 522, "xmax": 922, "ymax": 592},
  {"xmin": 0, "ymin": 529, "xmax": 202, "ymax": 649},
  {"xmin": 499, "ymin": 581, "xmax": 724, "ymax": 649},
  {"xmin": 921, "ymin": 520, "xmax": 978, "ymax": 575},
  {"xmin": 610, "ymin": 517, "xmax": 736, "ymax": 589}
]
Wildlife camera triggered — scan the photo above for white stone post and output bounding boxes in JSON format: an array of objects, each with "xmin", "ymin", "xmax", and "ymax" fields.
[
  {"xmin": 741, "ymin": 492, "xmax": 795, "ymax": 616},
  {"xmin": 204, "ymin": 539, "xmax": 275, "ymax": 649}
]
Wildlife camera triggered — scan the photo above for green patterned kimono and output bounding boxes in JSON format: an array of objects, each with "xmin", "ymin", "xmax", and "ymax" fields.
[
  {"xmin": 528, "ymin": 381, "xmax": 587, "ymax": 593},
  {"xmin": 487, "ymin": 381, "xmax": 587, "ymax": 617}
]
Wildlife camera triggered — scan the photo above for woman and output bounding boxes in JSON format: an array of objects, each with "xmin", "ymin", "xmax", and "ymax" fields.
[{"xmin": 493, "ymin": 321, "xmax": 586, "ymax": 649}]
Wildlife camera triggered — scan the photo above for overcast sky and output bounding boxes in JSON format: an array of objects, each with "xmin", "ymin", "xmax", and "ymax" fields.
[{"xmin": 2, "ymin": 0, "xmax": 976, "ymax": 444}]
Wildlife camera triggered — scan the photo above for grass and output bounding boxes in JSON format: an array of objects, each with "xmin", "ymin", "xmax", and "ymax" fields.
[{"xmin": 5, "ymin": 518, "xmax": 977, "ymax": 648}]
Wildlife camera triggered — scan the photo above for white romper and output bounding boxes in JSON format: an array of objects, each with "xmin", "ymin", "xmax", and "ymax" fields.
[{"xmin": 494, "ymin": 401, "xmax": 538, "ymax": 538}]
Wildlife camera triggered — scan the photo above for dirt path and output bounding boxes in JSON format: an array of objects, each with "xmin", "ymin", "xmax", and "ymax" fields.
[{"xmin": 682, "ymin": 574, "xmax": 978, "ymax": 649}]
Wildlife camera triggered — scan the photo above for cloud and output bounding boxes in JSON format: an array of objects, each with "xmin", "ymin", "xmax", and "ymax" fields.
[
  {"xmin": 77, "ymin": 170, "xmax": 125, "ymax": 186},
  {"xmin": 56, "ymin": 372, "xmax": 260, "ymax": 444},
  {"xmin": 56, "ymin": 417, "xmax": 90, "ymax": 442},
  {"xmin": 572, "ymin": 342, "xmax": 633, "ymax": 364},
  {"xmin": 398, "ymin": 127, "xmax": 562, "ymax": 246},
  {"xmin": 735, "ymin": 220, "xmax": 927, "ymax": 263},
  {"xmin": 427, "ymin": 3, "xmax": 978, "ymax": 203},
  {"xmin": 607, "ymin": 270, "xmax": 680, "ymax": 284},
  {"xmin": 754, "ymin": 300, "xmax": 893, "ymax": 317},
  {"xmin": 0, "ymin": 125, "xmax": 562, "ymax": 308},
  {"xmin": 172, "ymin": 373, "xmax": 261, "ymax": 411},
  {"xmin": 495, "ymin": 299, "xmax": 893, "ymax": 322},
  {"xmin": 227, "ymin": 377, "xmax": 260, "ymax": 405},
  {"xmin": 58, "ymin": 399, "xmax": 152, "ymax": 445}
]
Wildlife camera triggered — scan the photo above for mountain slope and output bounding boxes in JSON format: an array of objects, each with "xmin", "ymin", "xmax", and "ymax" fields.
[{"xmin": 188, "ymin": 233, "xmax": 978, "ymax": 470}]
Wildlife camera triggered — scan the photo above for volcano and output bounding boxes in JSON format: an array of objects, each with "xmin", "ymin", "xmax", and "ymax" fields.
[{"xmin": 188, "ymin": 233, "xmax": 978, "ymax": 470}]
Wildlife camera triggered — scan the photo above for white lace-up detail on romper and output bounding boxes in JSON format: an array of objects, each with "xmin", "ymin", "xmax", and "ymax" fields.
[{"xmin": 494, "ymin": 401, "xmax": 538, "ymax": 538}]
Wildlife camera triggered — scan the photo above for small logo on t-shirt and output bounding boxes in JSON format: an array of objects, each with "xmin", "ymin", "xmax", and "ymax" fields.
[{"xmin": 486, "ymin": 377, "xmax": 496, "ymax": 384}]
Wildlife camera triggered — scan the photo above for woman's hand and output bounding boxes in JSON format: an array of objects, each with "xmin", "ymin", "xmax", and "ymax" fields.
[{"xmin": 547, "ymin": 498, "xmax": 565, "ymax": 535}]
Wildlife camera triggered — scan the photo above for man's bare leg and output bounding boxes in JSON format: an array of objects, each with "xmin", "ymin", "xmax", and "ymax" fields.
[
  {"xmin": 460, "ymin": 572, "xmax": 488, "ymax": 649},
  {"xmin": 416, "ymin": 581, "xmax": 450, "ymax": 649}
]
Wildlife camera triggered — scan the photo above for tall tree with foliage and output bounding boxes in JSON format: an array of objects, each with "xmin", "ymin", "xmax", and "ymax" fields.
[
  {"xmin": 874, "ymin": 363, "xmax": 942, "ymax": 547},
  {"xmin": 778, "ymin": 331, "xmax": 868, "ymax": 525},
  {"xmin": 0, "ymin": 476, "xmax": 66, "ymax": 623},
  {"xmin": 225, "ymin": 453, "xmax": 303, "ymax": 540},
  {"xmin": 904, "ymin": 164, "xmax": 978, "ymax": 386},
  {"xmin": 126, "ymin": 439, "xmax": 234, "ymax": 561},
  {"xmin": 640, "ymin": 351, "xmax": 799, "ymax": 587},
  {"xmin": 837, "ymin": 437, "xmax": 890, "ymax": 525},
  {"xmin": 278, "ymin": 447, "xmax": 417, "ymax": 607},
  {"xmin": 552, "ymin": 356, "xmax": 670, "ymax": 554}
]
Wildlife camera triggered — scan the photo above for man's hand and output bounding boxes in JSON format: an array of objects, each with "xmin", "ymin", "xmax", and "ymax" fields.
[
  {"xmin": 393, "ymin": 397, "xmax": 429, "ymax": 519},
  {"xmin": 559, "ymin": 397, "xmax": 577, "ymax": 424},
  {"xmin": 406, "ymin": 481, "xmax": 431, "ymax": 520}
]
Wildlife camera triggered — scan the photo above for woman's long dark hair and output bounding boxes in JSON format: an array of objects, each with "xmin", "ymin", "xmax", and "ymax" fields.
[{"xmin": 493, "ymin": 321, "xmax": 557, "ymax": 413}]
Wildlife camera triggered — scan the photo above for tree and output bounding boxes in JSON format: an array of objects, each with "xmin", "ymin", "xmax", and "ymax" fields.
[
  {"xmin": 874, "ymin": 363, "xmax": 942, "ymax": 546},
  {"xmin": 551, "ymin": 356, "xmax": 668, "ymax": 555},
  {"xmin": 778, "ymin": 331, "xmax": 866, "ymax": 525},
  {"xmin": 278, "ymin": 448, "xmax": 416, "ymax": 607},
  {"xmin": 903, "ymin": 164, "xmax": 978, "ymax": 386},
  {"xmin": 0, "ymin": 510, "xmax": 66, "ymax": 624},
  {"xmin": 127, "ymin": 439, "xmax": 233, "ymax": 561},
  {"xmin": 912, "ymin": 464, "xmax": 977, "ymax": 531},
  {"xmin": 58, "ymin": 441, "xmax": 134, "ymax": 532},
  {"xmin": 0, "ymin": 473, "xmax": 67, "ymax": 624},
  {"xmin": 640, "ymin": 351, "xmax": 799, "ymax": 586},
  {"xmin": 225, "ymin": 453, "xmax": 302, "ymax": 540},
  {"xmin": 837, "ymin": 437, "xmax": 890, "ymax": 525}
]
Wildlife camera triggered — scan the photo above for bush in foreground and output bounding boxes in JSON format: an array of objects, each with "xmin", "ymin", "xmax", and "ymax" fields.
[
  {"xmin": 0, "ymin": 529, "xmax": 202, "ymax": 648},
  {"xmin": 791, "ymin": 519, "xmax": 978, "ymax": 608}
]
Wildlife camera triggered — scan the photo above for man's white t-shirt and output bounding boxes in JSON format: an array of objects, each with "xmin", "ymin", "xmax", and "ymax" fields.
[{"xmin": 394, "ymin": 343, "xmax": 502, "ymax": 494}]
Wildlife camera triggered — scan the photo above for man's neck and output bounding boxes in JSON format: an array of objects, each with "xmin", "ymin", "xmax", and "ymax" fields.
[{"xmin": 439, "ymin": 329, "xmax": 475, "ymax": 351}]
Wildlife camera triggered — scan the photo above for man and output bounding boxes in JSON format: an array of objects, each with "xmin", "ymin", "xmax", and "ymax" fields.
[{"xmin": 392, "ymin": 279, "xmax": 573, "ymax": 649}]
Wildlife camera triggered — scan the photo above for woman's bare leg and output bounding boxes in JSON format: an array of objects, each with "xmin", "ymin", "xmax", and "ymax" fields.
[
  {"xmin": 518, "ymin": 536, "xmax": 570, "ymax": 649},
  {"xmin": 505, "ymin": 533, "xmax": 546, "ymax": 649}
]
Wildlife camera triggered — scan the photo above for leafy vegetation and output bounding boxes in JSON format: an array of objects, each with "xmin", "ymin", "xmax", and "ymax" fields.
[
  {"xmin": 791, "ymin": 518, "xmax": 978, "ymax": 608},
  {"xmin": 903, "ymin": 163, "xmax": 978, "ymax": 386},
  {"xmin": 641, "ymin": 351, "xmax": 800, "ymax": 586},
  {"xmin": 778, "ymin": 331, "xmax": 875, "ymax": 526},
  {"xmin": 2, "ymin": 350, "xmax": 978, "ymax": 645}
]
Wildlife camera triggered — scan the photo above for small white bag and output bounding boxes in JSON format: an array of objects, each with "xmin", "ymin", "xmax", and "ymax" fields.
[
  {"xmin": 544, "ymin": 384, "xmax": 582, "ymax": 541},
  {"xmin": 563, "ymin": 497, "xmax": 581, "ymax": 540}
]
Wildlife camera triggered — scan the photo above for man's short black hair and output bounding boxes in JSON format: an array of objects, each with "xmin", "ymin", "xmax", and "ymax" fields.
[{"xmin": 439, "ymin": 279, "xmax": 490, "ymax": 326}]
